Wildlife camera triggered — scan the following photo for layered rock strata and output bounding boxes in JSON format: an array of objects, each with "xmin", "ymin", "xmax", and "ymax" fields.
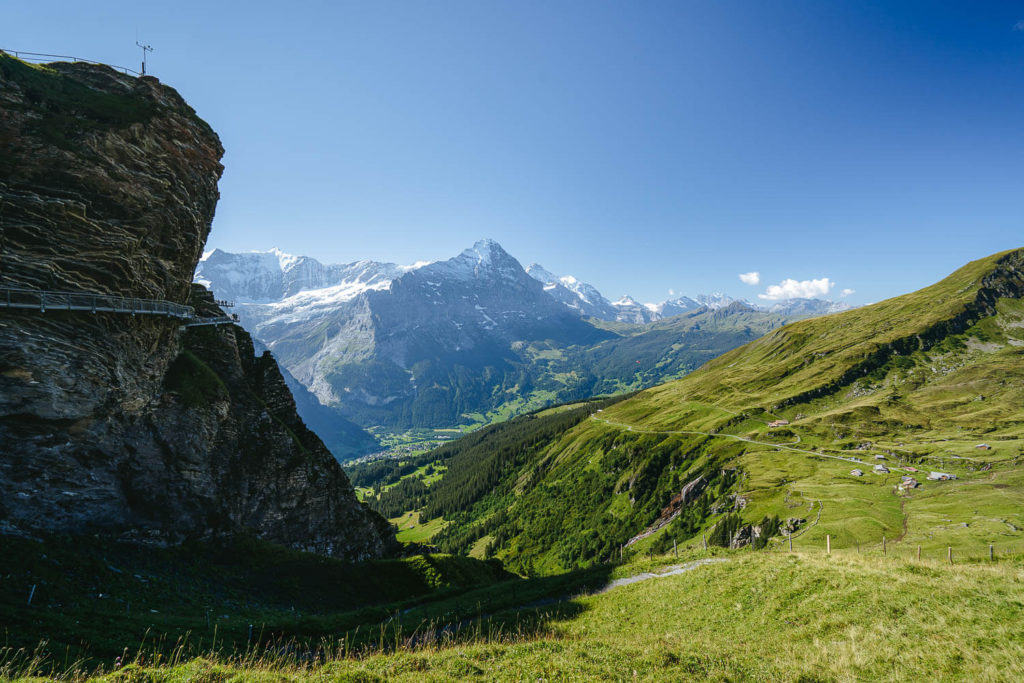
[{"xmin": 0, "ymin": 54, "xmax": 393, "ymax": 558}]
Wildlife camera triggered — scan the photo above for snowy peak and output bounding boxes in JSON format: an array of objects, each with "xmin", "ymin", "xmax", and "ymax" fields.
[
  {"xmin": 648, "ymin": 296, "xmax": 703, "ymax": 318},
  {"xmin": 422, "ymin": 239, "xmax": 526, "ymax": 284},
  {"xmin": 526, "ymin": 264, "xmax": 619, "ymax": 320},
  {"xmin": 609, "ymin": 295, "xmax": 656, "ymax": 324},
  {"xmin": 694, "ymin": 293, "xmax": 742, "ymax": 310},
  {"xmin": 528, "ymin": 262, "xmax": 858, "ymax": 324},
  {"xmin": 267, "ymin": 247, "xmax": 301, "ymax": 271},
  {"xmin": 195, "ymin": 248, "xmax": 290, "ymax": 302},
  {"xmin": 195, "ymin": 249, "xmax": 421, "ymax": 304},
  {"xmin": 765, "ymin": 298, "xmax": 854, "ymax": 316},
  {"xmin": 198, "ymin": 244, "xmax": 858, "ymax": 327},
  {"xmin": 525, "ymin": 263, "xmax": 559, "ymax": 285},
  {"xmin": 466, "ymin": 237, "xmax": 504, "ymax": 262}
]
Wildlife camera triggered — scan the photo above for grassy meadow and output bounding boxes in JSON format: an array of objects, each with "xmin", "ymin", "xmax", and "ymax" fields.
[
  {"xmin": 6, "ymin": 548, "xmax": 1023, "ymax": 682},
  {"xmin": 391, "ymin": 511, "xmax": 449, "ymax": 544}
]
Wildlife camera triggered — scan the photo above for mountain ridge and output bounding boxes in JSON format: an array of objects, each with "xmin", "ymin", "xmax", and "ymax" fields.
[
  {"xmin": 200, "ymin": 243, "xmax": 853, "ymax": 324},
  {"xmin": 196, "ymin": 241, "xmax": 824, "ymax": 439},
  {"xmin": 360, "ymin": 246, "xmax": 1024, "ymax": 573}
]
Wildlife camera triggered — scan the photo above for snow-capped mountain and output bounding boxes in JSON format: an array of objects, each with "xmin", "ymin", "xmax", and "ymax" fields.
[
  {"xmin": 524, "ymin": 265, "xmax": 848, "ymax": 323},
  {"xmin": 196, "ymin": 240, "xmax": 609, "ymax": 432},
  {"xmin": 609, "ymin": 295, "xmax": 655, "ymax": 324},
  {"xmin": 695, "ymin": 293, "xmax": 745, "ymax": 310},
  {"xmin": 643, "ymin": 296, "xmax": 703, "ymax": 319},
  {"xmin": 195, "ymin": 247, "xmax": 422, "ymax": 304},
  {"xmin": 763, "ymin": 298, "xmax": 854, "ymax": 316},
  {"xmin": 525, "ymin": 266, "xmax": 706, "ymax": 324},
  {"xmin": 196, "ymin": 240, "xmax": 854, "ymax": 444},
  {"xmin": 524, "ymin": 264, "xmax": 619, "ymax": 320}
]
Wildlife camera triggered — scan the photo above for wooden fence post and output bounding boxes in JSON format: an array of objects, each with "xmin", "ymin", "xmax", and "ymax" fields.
[
  {"xmin": 883, "ymin": 536, "xmax": 886, "ymax": 556},
  {"xmin": 673, "ymin": 540, "xmax": 678, "ymax": 558},
  {"xmin": 702, "ymin": 534, "xmax": 707, "ymax": 551},
  {"xmin": 947, "ymin": 546, "xmax": 953, "ymax": 565},
  {"xmin": 917, "ymin": 546, "xmax": 921, "ymax": 561},
  {"xmin": 826, "ymin": 535, "xmax": 831, "ymax": 555},
  {"xmin": 789, "ymin": 532, "xmax": 793, "ymax": 552},
  {"xmin": 990, "ymin": 544, "xmax": 994, "ymax": 562}
]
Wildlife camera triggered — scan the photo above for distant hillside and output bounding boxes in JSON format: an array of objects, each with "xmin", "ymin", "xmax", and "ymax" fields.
[{"xmin": 371, "ymin": 248, "xmax": 1024, "ymax": 573}]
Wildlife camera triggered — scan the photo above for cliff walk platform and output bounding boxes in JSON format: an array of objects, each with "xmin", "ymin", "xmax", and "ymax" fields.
[{"xmin": 0, "ymin": 287, "xmax": 237, "ymax": 327}]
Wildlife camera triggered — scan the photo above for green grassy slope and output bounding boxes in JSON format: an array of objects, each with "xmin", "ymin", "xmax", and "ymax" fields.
[
  {"xmin": 0, "ymin": 534, "xmax": 513, "ymax": 665},
  {"xmin": 620, "ymin": 247, "xmax": 1024, "ymax": 426},
  {"xmin": 21, "ymin": 550, "xmax": 1024, "ymax": 682},
  {"xmin": 418, "ymin": 248, "xmax": 1024, "ymax": 573},
  {"xmin": 354, "ymin": 396, "xmax": 632, "ymax": 536}
]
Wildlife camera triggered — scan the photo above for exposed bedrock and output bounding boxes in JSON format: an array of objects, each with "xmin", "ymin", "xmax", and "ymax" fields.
[{"xmin": 0, "ymin": 55, "xmax": 394, "ymax": 558}]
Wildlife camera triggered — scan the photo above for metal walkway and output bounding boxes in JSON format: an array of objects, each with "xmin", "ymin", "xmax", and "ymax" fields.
[
  {"xmin": 1, "ymin": 287, "xmax": 240, "ymax": 329},
  {"xmin": 182, "ymin": 315, "xmax": 238, "ymax": 328},
  {"xmin": 1, "ymin": 287, "xmax": 195, "ymax": 319}
]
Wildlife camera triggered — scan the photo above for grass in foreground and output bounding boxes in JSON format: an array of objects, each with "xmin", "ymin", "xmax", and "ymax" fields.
[{"xmin": 6, "ymin": 549, "xmax": 1023, "ymax": 681}]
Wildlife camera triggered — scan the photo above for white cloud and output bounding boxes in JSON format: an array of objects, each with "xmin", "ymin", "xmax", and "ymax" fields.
[
  {"xmin": 668, "ymin": 288, "xmax": 675, "ymax": 296},
  {"xmin": 1014, "ymin": 19, "xmax": 1024, "ymax": 31},
  {"xmin": 738, "ymin": 271, "xmax": 761, "ymax": 285},
  {"xmin": 758, "ymin": 277, "xmax": 834, "ymax": 300},
  {"xmin": 840, "ymin": 288, "xmax": 855, "ymax": 297}
]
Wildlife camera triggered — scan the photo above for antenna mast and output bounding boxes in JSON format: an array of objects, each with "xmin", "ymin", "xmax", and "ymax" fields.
[{"xmin": 135, "ymin": 40, "xmax": 153, "ymax": 75}]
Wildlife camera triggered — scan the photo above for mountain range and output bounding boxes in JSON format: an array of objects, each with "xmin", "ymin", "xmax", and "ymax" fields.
[
  {"xmin": 195, "ymin": 240, "xmax": 851, "ymax": 456},
  {"xmin": 359, "ymin": 247, "xmax": 1024, "ymax": 574}
]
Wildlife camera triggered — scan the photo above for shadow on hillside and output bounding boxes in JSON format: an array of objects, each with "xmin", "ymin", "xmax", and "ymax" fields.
[
  {"xmin": 264, "ymin": 563, "xmax": 614, "ymax": 658},
  {"xmin": 0, "ymin": 533, "xmax": 614, "ymax": 670}
]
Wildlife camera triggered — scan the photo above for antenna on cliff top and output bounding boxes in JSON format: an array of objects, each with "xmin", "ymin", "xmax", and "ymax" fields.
[{"xmin": 135, "ymin": 40, "xmax": 153, "ymax": 76}]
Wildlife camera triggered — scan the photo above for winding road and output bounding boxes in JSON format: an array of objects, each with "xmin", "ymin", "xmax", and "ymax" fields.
[{"xmin": 590, "ymin": 415, "xmax": 867, "ymax": 466}]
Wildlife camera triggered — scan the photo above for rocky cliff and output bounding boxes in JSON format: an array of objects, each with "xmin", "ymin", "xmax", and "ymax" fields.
[{"xmin": 0, "ymin": 53, "xmax": 393, "ymax": 558}]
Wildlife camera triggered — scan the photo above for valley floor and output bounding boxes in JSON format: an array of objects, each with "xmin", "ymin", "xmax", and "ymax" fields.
[{"xmin": 8, "ymin": 549, "xmax": 1023, "ymax": 682}]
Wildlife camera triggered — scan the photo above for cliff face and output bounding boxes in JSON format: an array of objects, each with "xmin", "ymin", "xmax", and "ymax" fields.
[{"xmin": 0, "ymin": 54, "xmax": 393, "ymax": 558}]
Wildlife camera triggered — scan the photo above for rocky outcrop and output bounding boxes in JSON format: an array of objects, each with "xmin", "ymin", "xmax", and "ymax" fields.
[
  {"xmin": 625, "ymin": 475, "xmax": 707, "ymax": 547},
  {"xmin": 0, "ymin": 54, "xmax": 394, "ymax": 558}
]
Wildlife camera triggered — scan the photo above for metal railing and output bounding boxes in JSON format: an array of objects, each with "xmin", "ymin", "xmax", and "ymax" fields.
[
  {"xmin": 183, "ymin": 314, "xmax": 238, "ymax": 328},
  {"xmin": 0, "ymin": 287, "xmax": 194, "ymax": 320},
  {"xmin": 1, "ymin": 49, "xmax": 142, "ymax": 77}
]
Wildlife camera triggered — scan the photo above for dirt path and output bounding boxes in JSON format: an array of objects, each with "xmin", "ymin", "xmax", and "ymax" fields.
[
  {"xmin": 784, "ymin": 499, "xmax": 823, "ymax": 542},
  {"xmin": 596, "ymin": 558, "xmax": 729, "ymax": 594},
  {"xmin": 894, "ymin": 497, "xmax": 910, "ymax": 543},
  {"xmin": 590, "ymin": 416, "xmax": 865, "ymax": 465}
]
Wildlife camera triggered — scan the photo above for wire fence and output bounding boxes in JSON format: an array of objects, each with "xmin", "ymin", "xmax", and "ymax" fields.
[
  {"xmin": 764, "ymin": 532, "xmax": 1024, "ymax": 564},
  {"xmin": 1, "ymin": 48, "xmax": 141, "ymax": 76},
  {"xmin": 625, "ymin": 532, "xmax": 1024, "ymax": 568}
]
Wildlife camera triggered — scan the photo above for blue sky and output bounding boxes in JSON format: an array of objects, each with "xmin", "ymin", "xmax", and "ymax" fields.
[{"xmin": 7, "ymin": 2, "xmax": 1024, "ymax": 304}]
